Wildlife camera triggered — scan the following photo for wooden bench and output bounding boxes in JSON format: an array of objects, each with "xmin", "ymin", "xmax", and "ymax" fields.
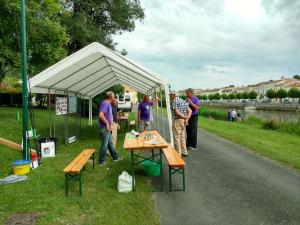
[
  {"xmin": 63, "ymin": 149, "xmax": 95, "ymax": 196},
  {"xmin": 163, "ymin": 145, "xmax": 186, "ymax": 191}
]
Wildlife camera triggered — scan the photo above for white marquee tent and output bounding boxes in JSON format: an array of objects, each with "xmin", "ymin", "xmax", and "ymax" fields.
[{"xmin": 29, "ymin": 42, "xmax": 173, "ymax": 143}]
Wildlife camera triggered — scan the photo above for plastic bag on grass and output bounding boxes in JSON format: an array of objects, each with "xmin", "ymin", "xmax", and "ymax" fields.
[{"xmin": 118, "ymin": 171, "xmax": 134, "ymax": 193}]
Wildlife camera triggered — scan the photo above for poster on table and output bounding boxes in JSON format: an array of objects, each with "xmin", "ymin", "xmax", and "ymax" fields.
[
  {"xmin": 56, "ymin": 97, "xmax": 68, "ymax": 115},
  {"xmin": 68, "ymin": 96, "xmax": 77, "ymax": 113}
]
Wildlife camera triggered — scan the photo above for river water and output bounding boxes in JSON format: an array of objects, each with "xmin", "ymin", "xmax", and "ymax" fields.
[{"xmin": 212, "ymin": 107, "xmax": 300, "ymax": 122}]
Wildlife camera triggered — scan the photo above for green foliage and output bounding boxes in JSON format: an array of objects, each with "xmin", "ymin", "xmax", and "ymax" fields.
[
  {"xmin": 236, "ymin": 92, "xmax": 242, "ymax": 99},
  {"xmin": 202, "ymin": 95, "xmax": 208, "ymax": 100},
  {"xmin": 199, "ymin": 107, "xmax": 227, "ymax": 121},
  {"xmin": 221, "ymin": 93, "xmax": 228, "ymax": 100},
  {"xmin": 288, "ymin": 88, "xmax": 300, "ymax": 100},
  {"xmin": 266, "ymin": 89, "xmax": 276, "ymax": 99},
  {"xmin": 213, "ymin": 93, "xmax": 221, "ymax": 100},
  {"xmin": 276, "ymin": 89, "xmax": 288, "ymax": 100},
  {"xmin": 293, "ymin": 75, "xmax": 300, "ymax": 80},
  {"xmin": 64, "ymin": 0, "xmax": 145, "ymax": 53},
  {"xmin": 0, "ymin": 0, "xmax": 69, "ymax": 79},
  {"xmin": 242, "ymin": 91, "xmax": 249, "ymax": 99},
  {"xmin": 208, "ymin": 94, "xmax": 214, "ymax": 100},
  {"xmin": 92, "ymin": 84, "xmax": 124, "ymax": 114},
  {"xmin": 262, "ymin": 119, "xmax": 279, "ymax": 130},
  {"xmin": 228, "ymin": 93, "xmax": 236, "ymax": 100},
  {"xmin": 249, "ymin": 91, "xmax": 258, "ymax": 100}
]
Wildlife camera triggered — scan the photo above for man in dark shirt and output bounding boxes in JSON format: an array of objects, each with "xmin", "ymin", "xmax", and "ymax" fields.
[
  {"xmin": 111, "ymin": 97, "xmax": 119, "ymax": 148},
  {"xmin": 185, "ymin": 88, "xmax": 200, "ymax": 151}
]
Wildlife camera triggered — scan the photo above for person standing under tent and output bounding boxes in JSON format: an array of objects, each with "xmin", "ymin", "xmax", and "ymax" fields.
[
  {"xmin": 185, "ymin": 88, "xmax": 200, "ymax": 151},
  {"xmin": 138, "ymin": 95, "xmax": 157, "ymax": 132},
  {"xmin": 169, "ymin": 91, "xmax": 192, "ymax": 157},
  {"xmin": 98, "ymin": 91, "xmax": 122, "ymax": 165}
]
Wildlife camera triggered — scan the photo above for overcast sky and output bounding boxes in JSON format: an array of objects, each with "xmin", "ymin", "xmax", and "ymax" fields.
[{"xmin": 114, "ymin": 0, "xmax": 300, "ymax": 90}]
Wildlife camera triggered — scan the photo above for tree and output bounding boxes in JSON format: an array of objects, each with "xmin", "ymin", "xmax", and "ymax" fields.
[
  {"xmin": 293, "ymin": 75, "xmax": 300, "ymax": 80},
  {"xmin": 287, "ymin": 88, "xmax": 300, "ymax": 101},
  {"xmin": 242, "ymin": 92, "xmax": 249, "ymax": 99},
  {"xmin": 202, "ymin": 95, "xmax": 208, "ymax": 101},
  {"xmin": 64, "ymin": 0, "xmax": 145, "ymax": 53},
  {"xmin": 228, "ymin": 93, "xmax": 236, "ymax": 100},
  {"xmin": 221, "ymin": 93, "xmax": 228, "ymax": 100},
  {"xmin": 266, "ymin": 89, "xmax": 276, "ymax": 100},
  {"xmin": 0, "ymin": 0, "xmax": 70, "ymax": 80},
  {"xmin": 236, "ymin": 93, "xmax": 242, "ymax": 100},
  {"xmin": 276, "ymin": 89, "xmax": 287, "ymax": 102},
  {"xmin": 213, "ymin": 93, "xmax": 221, "ymax": 100},
  {"xmin": 249, "ymin": 91, "xmax": 258, "ymax": 100},
  {"xmin": 208, "ymin": 94, "xmax": 214, "ymax": 101}
]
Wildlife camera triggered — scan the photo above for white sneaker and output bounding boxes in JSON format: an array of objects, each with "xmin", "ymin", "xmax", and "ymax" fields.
[{"xmin": 190, "ymin": 147, "xmax": 198, "ymax": 151}]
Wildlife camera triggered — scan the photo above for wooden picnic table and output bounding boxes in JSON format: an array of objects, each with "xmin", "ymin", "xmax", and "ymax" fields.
[{"xmin": 123, "ymin": 130, "xmax": 169, "ymax": 191}]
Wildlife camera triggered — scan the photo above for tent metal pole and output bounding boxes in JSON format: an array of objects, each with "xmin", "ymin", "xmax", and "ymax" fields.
[
  {"xmin": 164, "ymin": 85, "xmax": 173, "ymax": 145},
  {"xmin": 159, "ymin": 86, "xmax": 165, "ymax": 139},
  {"xmin": 88, "ymin": 97, "xmax": 93, "ymax": 126},
  {"xmin": 64, "ymin": 92, "xmax": 69, "ymax": 146},
  {"xmin": 54, "ymin": 90, "xmax": 56, "ymax": 137}
]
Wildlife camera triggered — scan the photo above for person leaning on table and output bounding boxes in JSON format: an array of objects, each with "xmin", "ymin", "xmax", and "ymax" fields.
[
  {"xmin": 98, "ymin": 91, "xmax": 122, "ymax": 166},
  {"xmin": 169, "ymin": 91, "xmax": 192, "ymax": 157}
]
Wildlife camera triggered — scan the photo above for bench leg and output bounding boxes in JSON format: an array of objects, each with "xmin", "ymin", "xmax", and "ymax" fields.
[
  {"xmin": 169, "ymin": 167, "xmax": 185, "ymax": 192},
  {"xmin": 65, "ymin": 174, "xmax": 69, "ymax": 196},
  {"xmin": 131, "ymin": 150, "xmax": 135, "ymax": 191},
  {"xmin": 92, "ymin": 153, "xmax": 95, "ymax": 169},
  {"xmin": 183, "ymin": 168, "xmax": 185, "ymax": 191},
  {"xmin": 169, "ymin": 166, "xmax": 172, "ymax": 192},
  {"xmin": 79, "ymin": 173, "xmax": 82, "ymax": 196}
]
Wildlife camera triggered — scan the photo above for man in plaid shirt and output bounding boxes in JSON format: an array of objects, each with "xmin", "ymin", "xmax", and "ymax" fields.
[{"xmin": 169, "ymin": 91, "xmax": 192, "ymax": 157}]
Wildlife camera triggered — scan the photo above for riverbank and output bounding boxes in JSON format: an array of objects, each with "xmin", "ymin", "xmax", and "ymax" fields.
[{"xmin": 208, "ymin": 102, "xmax": 300, "ymax": 112}]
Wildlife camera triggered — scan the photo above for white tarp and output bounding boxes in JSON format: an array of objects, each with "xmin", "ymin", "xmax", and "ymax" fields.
[{"xmin": 29, "ymin": 42, "xmax": 173, "ymax": 144}]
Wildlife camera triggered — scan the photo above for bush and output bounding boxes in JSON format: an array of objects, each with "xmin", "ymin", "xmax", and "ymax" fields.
[
  {"xmin": 199, "ymin": 107, "xmax": 227, "ymax": 121},
  {"xmin": 262, "ymin": 119, "xmax": 279, "ymax": 130},
  {"xmin": 278, "ymin": 122, "xmax": 300, "ymax": 136}
]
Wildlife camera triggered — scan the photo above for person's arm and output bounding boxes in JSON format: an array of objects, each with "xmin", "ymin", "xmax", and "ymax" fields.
[
  {"xmin": 186, "ymin": 98, "xmax": 199, "ymax": 110},
  {"xmin": 184, "ymin": 107, "xmax": 192, "ymax": 125},
  {"xmin": 174, "ymin": 109, "xmax": 188, "ymax": 119},
  {"xmin": 99, "ymin": 112, "xmax": 111, "ymax": 131}
]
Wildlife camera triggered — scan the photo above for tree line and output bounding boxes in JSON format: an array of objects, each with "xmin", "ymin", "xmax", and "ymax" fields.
[
  {"xmin": 192, "ymin": 88, "xmax": 300, "ymax": 102},
  {"xmin": 0, "ymin": 0, "xmax": 144, "ymax": 82}
]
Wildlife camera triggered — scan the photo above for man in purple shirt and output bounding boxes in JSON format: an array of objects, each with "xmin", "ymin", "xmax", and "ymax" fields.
[
  {"xmin": 185, "ymin": 88, "xmax": 200, "ymax": 150},
  {"xmin": 98, "ymin": 91, "xmax": 122, "ymax": 165},
  {"xmin": 138, "ymin": 95, "xmax": 155, "ymax": 132}
]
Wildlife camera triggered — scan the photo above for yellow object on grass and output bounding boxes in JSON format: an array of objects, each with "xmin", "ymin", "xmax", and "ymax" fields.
[{"xmin": 12, "ymin": 160, "xmax": 31, "ymax": 175}]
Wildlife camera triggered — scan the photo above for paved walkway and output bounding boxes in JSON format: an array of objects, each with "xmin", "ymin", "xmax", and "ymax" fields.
[{"xmin": 153, "ymin": 117, "xmax": 300, "ymax": 225}]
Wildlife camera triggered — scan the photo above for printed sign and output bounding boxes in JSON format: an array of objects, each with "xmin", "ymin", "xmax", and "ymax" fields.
[
  {"xmin": 56, "ymin": 97, "xmax": 68, "ymax": 115},
  {"xmin": 68, "ymin": 96, "xmax": 77, "ymax": 113}
]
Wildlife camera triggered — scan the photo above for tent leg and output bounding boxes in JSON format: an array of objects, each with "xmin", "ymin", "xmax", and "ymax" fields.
[
  {"xmin": 164, "ymin": 86, "xmax": 173, "ymax": 145},
  {"xmin": 88, "ymin": 97, "xmax": 93, "ymax": 126}
]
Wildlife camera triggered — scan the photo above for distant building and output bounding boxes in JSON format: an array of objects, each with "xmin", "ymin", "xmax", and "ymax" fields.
[{"xmin": 179, "ymin": 76, "xmax": 300, "ymax": 97}]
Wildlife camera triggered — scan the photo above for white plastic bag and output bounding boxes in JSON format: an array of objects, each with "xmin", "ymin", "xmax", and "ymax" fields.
[
  {"xmin": 41, "ymin": 141, "xmax": 55, "ymax": 158},
  {"xmin": 118, "ymin": 171, "xmax": 134, "ymax": 193}
]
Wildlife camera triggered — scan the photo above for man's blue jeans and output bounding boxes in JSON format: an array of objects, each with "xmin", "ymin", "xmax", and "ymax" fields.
[{"xmin": 99, "ymin": 128, "xmax": 118, "ymax": 164}]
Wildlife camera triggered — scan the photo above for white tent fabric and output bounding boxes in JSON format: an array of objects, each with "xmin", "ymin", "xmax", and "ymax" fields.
[{"xmin": 29, "ymin": 42, "xmax": 173, "ymax": 144}]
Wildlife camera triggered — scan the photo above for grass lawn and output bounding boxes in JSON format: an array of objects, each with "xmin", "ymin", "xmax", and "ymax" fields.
[
  {"xmin": 0, "ymin": 107, "xmax": 159, "ymax": 225},
  {"xmin": 161, "ymin": 107, "xmax": 300, "ymax": 170},
  {"xmin": 200, "ymin": 117, "xmax": 300, "ymax": 170}
]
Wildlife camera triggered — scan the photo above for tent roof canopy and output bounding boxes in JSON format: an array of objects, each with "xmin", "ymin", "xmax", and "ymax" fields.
[{"xmin": 30, "ymin": 42, "xmax": 169, "ymax": 98}]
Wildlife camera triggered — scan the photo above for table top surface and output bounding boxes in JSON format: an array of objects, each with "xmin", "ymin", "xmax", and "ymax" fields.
[{"xmin": 123, "ymin": 130, "xmax": 169, "ymax": 151}]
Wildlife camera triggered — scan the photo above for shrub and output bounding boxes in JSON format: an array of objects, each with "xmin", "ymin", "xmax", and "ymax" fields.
[
  {"xmin": 262, "ymin": 119, "xmax": 279, "ymax": 130},
  {"xmin": 199, "ymin": 107, "xmax": 227, "ymax": 121}
]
